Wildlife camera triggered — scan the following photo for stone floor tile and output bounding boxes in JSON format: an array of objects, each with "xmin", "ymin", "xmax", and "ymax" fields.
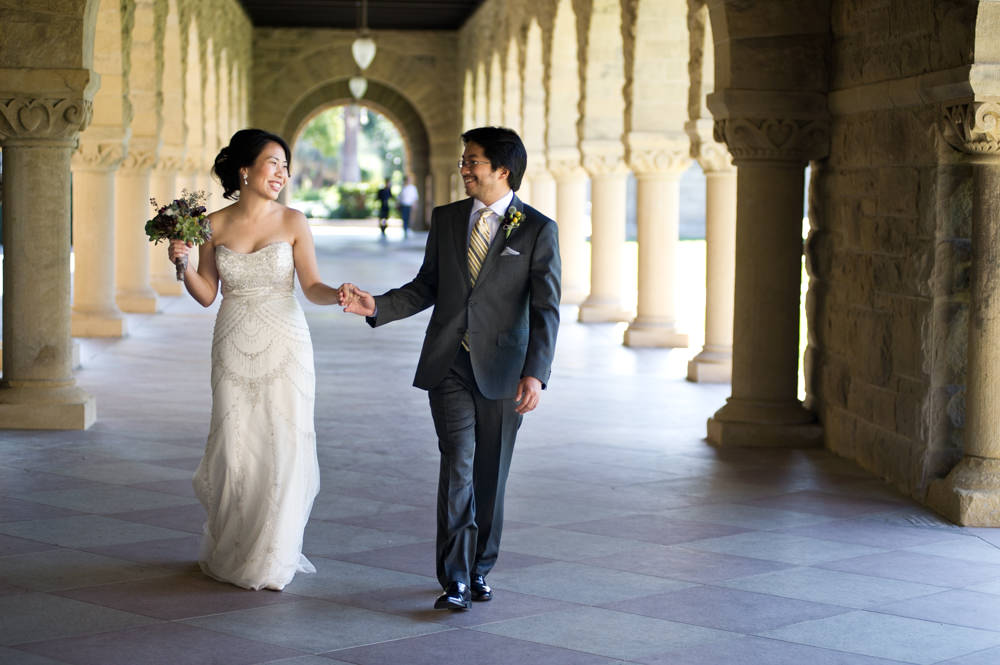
[
  {"xmin": 501, "ymin": 494, "xmax": 639, "ymax": 525},
  {"xmin": 0, "ymin": 515, "xmax": 191, "ymax": 548},
  {"xmin": 0, "ymin": 647, "xmax": 73, "ymax": 665},
  {"xmin": 684, "ymin": 531, "xmax": 886, "ymax": 565},
  {"xmin": 301, "ymin": 519, "xmax": 426, "ymax": 557},
  {"xmin": 645, "ymin": 634, "xmax": 915, "ymax": 665},
  {"xmin": 0, "ymin": 467, "xmax": 101, "ymax": 495},
  {"xmin": 473, "ymin": 606, "xmax": 733, "ymax": 662},
  {"xmin": 181, "ymin": 598, "xmax": 448, "ymax": 653},
  {"xmin": 582, "ymin": 543, "xmax": 793, "ymax": 583},
  {"xmin": 602, "ymin": 584, "xmax": 851, "ymax": 633},
  {"xmin": 0, "ymin": 533, "xmax": 57, "ymax": 557},
  {"xmin": 738, "ymin": 490, "xmax": 907, "ymax": 518},
  {"xmin": 279, "ymin": 557, "xmax": 435, "ymax": 598},
  {"xmin": 496, "ymin": 526, "xmax": 648, "ymax": 561},
  {"xmin": 15, "ymin": 486, "xmax": 198, "ymax": 515},
  {"xmin": 54, "ymin": 572, "xmax": 299, "ymax": 620},
  {"xmin": 16, "ymin": 622, "xmax": 305, "ymax": 665},
  {"xmin": 29, "ymin": 460, "xmax": 194, "ymax": 486},
  {"xmin": 307, "ymin": 494, "xmax": 415, "ymax": 522},
  {"xmin": 126, "ymin": 478, "xmax": 198, "ymax": 498},
  {"xmin": 759, "ymin": 610, "xmax": 1000, "ymax": 665},
  {"xmin": 720, "ymin": 566, "xmax": 947, "ymax": 608},
  {"xmin": 557, "ymin": 513, "xmax": 750, "ymax": 546},
  {"xmin": 322, "ymin": 507, "xmax": 436, "ymax": 537},
  {"xmin": 0, "ymin": 497, "xmax": 83, "ymax": 522},
  {"xmin": 82, "ymin": 534, "xmax": 203, "ymax": 571},
  {"xmin": 0, "ymin": 593, "xmax": 158, "ymax": 646},
  {"xmin": 0, "ymin": 548, "xmax": 173, "ymax": 592},
  {"xmin": 110, "ymin": 502, "xmax": 205, "ymax": 533},
  {"xmin": 936, "ymin": 646, "xmax": 1000, "ymax": 664},
  {"xmin": 906, "ymin": 537, "xmax": 1000, "ymax": 566},
  {"xmin": 874, "ymin": 589, "xmax": 1000, "ymax": 632},
  {"xmin": 818, "ymin": 551, "xmax": 1000, "ymax": 588},
  {"xmin": 658, "ymin": 502, "xmax": 835, "ymax": 530},
  {"xmin": 486, "ymin": 561, "xmax": 692, "ymax": 605},
  {"xmin": 328, "ymin": 628, "xmax": 622, "ymax": 665},
  {"xmin": 778, "ymin": 517, "xmax": 969, "ymax": 549}
]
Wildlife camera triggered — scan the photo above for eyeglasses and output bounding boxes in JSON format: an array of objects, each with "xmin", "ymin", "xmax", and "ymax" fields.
[{"xmin": 457, "ymin": 159, "xmax": 491, "ymax": 170}]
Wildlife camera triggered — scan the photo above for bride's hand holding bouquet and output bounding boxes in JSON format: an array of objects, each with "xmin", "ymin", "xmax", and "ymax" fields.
[{"xmin": 145, "ymin": 190, "xmax": 211, "ymax": 280}]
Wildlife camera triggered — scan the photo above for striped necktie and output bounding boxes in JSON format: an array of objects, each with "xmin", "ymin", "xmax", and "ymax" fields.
[{"xmin": 463, "ymin": 208, "xmax": 492, "ymax": 351}]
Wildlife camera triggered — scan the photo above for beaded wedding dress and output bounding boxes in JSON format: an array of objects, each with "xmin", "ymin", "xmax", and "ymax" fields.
[{"xmin": 193, "ymin": 241, "xmax": 319, "ymax": 590}]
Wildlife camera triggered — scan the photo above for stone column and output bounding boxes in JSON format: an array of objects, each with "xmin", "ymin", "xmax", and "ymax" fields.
[
  {"xmin": 149, "ymin": 148, "xmax": 184, "ymax": 296},
  {"xmin": 115, "ymin": 141, "xmax": 159, "ymax": 313},
  {"xmin": 707, "ymin": 116, "xmax": 828, "ymax": 447},
  {"xmin": 579, "ymin": 140, "xmax": 631, "ymax": 322},
  {"xmin": 430, "ymin": 154, "xmax": 457, "ymax": 208},
  {"xmin": 71, "ymin": 135, "xmax": 128, "ymax": 336},
  {"xmin": 549, "ymin": 147, "xmax": 589, "ymax": 305},
  {"xmin": 624, "ymin": 133, "xmax": 691, "ymax": 347},
  {"xmin": 688, "ymin": 133, "xmax": 737, "ymax": 382},
  {"xmin": 527, "ymin": 166, "xmax": 556, "ymax": 219},
  {"xmin": 928, "ymin": 102, "xmax": 1000, "ymax": 526},
  {"xmin": 0, "ymin": 90, "xmax": 97, "ymax": 429}
]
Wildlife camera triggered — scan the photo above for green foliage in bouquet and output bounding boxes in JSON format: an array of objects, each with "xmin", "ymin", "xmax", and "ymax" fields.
[{"xmin": 145, "ymin": 189, "xmax": 211, "ymax": 245}]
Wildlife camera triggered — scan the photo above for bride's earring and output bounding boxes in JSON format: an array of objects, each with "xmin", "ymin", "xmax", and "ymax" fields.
[{"xmin": 242, "ymin": 172, "xmax": 248, "ymax": 186}]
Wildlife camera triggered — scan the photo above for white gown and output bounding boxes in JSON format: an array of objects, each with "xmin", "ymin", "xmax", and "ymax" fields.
[{"xmin": 193, "ymin": 241, "xmax": 319, "ymax": 590}]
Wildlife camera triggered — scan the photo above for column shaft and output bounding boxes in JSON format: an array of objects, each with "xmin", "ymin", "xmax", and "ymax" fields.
[
  {"xmin": 115, "ymin": 169, "xmax": 158, "ymax": 312},
  {"xmin": 0, "ymin": 142, "xmax": 95, "ymax": 429},
  {"xmin": 707, "ymin": 161, "xmax": 819, "ymax": 447},
  {"xmin": 529, "ymin": 171, "xmax": 556, "ymax": 219},
  {"xmin": 555, "ymin": 173, "xmax": 589, "ymax": 305},
  {"xmin": 71, "ymin": 168, "xmax": 127, "ymax": 336},
  {"xmin": 579, "ymin": 172, "xmax": 630, "ymax": 322},
  {"xmin": 149, "ymin": 169, "xmax": 183, "ymax": 296},
  {"xmin": 625, "ymin": 171, "xmax": 688, "ymax": 347},
  {"xmin": 688, "ymin": 169, "xmax": 736, "ymax": 381}
]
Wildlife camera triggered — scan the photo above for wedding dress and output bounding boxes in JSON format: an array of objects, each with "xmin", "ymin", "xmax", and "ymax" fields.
[{"xmin": 193, "ymin": 241, "xmax": 319, "ymax": 590}]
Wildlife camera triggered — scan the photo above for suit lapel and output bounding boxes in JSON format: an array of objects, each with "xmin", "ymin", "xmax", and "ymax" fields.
[{"xmin": 472, "ymin": 194, "xmax": 522, "ymax": 289}]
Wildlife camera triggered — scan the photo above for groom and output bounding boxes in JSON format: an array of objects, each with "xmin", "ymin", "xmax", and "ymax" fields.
[{"xmin": 340, "ymin": 126, "xmax": 561, "ymax": 610}]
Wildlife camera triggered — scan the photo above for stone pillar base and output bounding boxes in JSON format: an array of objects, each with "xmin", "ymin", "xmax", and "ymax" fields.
[
  {"xmin": 579, "ymin": 298, "xmax": 631, "ymax": 323},
  {"xmin": 72, "ymin": 311, "xmax": 128, "ymax": 338},
  {"xmin": 624, "ymin": 321, "xmax": 688, "ymax": 348},
  {"xmin": 687, "ymin": 350, "xmax": 732, "ymax": 383},
  {"xmin": 117, "ymin": 289, "xmax": 159, "ymax": 314},
  {"xmin": 707, "ymin": 417, "xmax": 822, "ymax": 448},
  {"xmin": 0, "ymin": 385, "xmax": 96, "ymax": 430},
  {"xmin": 708, "ymin": 398, "xmax": 822, "ymax": 447},
  {"xmin": 927, "ymin": 457, "xmax": 1000, "ymax": 526},
  {"xmin": 151, "ymin": 276, "xmax": 183, "ymax": 297}
]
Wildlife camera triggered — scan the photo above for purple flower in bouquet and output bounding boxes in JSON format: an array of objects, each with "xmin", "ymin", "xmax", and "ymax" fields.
[{"xmin": 145, "ymin": 190, "xmax": 211, "ymax": 280}]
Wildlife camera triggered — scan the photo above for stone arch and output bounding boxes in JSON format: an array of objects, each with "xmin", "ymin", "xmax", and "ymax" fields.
[
  {"xmin": 628, "ymin": 0, "xmax": 689, "ymax": 137},
  {"xmin": 282, "ymin": 78, "xmax": 431, "ymax": 228},
  {"xmin": 488, "ymin": 51, "xmax": 503, "ymax": 125},
  {"xmin": 127, "ymin": 0, "xmax": 161, "ymax": 152},
  {"xmin": 522, "ymin": 19, "xmax": 546, "ymax": 161},
  {"xmin": 87, "ymin": 0, "xmax": 130, "ymax": 132},
  {"xmin": 581, "ymin": 0, "xmax": 625, "ymax": 147},
  {"xmin": 547, "ymin": 0, "xmax": 579, "ymax": 151},
  {"xmin": 503, "ymin": 39, "xmax": 522, "ymax": 131},
  {"xmin": 161, "ymin": 0, "xmax": 184, "ymax": 150}
]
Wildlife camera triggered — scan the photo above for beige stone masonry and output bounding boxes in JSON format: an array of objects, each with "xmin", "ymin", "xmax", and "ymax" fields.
[
  {"xmin": 548, "ymin": 146, "xmax": 590, "ymax": 306},
  {"xmin": 0, "ymin": 69, "xmax": 98, "ymax": 429},
  {"xmin": 115, "ymin": 139, "xmax": 160, "ymax": 313}
]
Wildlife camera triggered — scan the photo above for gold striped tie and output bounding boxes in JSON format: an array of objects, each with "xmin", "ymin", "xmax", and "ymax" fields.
[{"xmin": 463, "ymin": 208, "xmax": 492, "ymax": 350}]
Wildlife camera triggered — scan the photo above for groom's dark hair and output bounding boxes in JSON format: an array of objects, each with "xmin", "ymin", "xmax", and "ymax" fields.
[{"xmin": 461, "ymin": 126, "xmax": 527, "ymax": 191}]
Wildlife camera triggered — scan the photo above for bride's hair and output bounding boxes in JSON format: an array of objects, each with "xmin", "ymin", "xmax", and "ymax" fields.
[{"xmin": 213, "ymin": 129, "xmax": 292, "ymax": 200}]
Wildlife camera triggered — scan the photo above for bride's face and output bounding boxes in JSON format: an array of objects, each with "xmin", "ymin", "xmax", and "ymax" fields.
[{"xmin": 244, "ymin": 142, "xmax": 289, "ymax": 199}]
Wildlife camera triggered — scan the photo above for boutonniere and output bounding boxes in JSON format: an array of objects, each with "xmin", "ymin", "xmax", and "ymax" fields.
[{"xmin": 502, "ymin": 206, "xmax": 523, "ymax": 239}]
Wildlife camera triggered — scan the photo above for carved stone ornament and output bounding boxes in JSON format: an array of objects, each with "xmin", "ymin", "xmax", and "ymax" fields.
[
  {"xmin": 580, "ymin": 141, "xmax": 627, "ymax": 177},
  {"xmin": 72, "ymin": 140, "xmax": 126, "ymax": 171},
  {"xmin": 546, "ymin": 147, "xmax": 586, "ymax": 180},
  {"xmin": 120, "ymin": 148, "xmax": 159, "ymax": 173},
  {"xmin": 713, "ymin": 116, "xmax": 829, "ymax": 163},
  {"xmin": 941, "ymin": 102, "xmax": 1000, "ymax": 155},
  {"xmin": 694, "ymin": 140, "xmax": 734, "ymax": 173},
  {"xmin": 0, "ymin": 96, "xmax": 92, "ymax": 143},
  {"xmin": 627, "ymin": 135, "xmax": 691, "ymax": 176}
]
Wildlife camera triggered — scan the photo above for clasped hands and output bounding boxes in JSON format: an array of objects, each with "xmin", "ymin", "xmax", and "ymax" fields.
[{"xmin": 337, "ymin": 283, "xmax": 376, "ymax": 317}]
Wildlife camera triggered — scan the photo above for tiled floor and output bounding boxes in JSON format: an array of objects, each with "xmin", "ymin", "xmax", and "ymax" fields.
[{"xmin": 2, "ymin": 226, "xmax": 1000, "ymax": 665}]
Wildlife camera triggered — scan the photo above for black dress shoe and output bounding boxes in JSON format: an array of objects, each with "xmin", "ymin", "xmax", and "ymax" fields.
[
  {"xmin": 434, "ymin": 581, "xmax": 471, "ymax": 610},
  {"xmin": 471, "ymin": 574, "xmax": 492, "ymax": 602}
]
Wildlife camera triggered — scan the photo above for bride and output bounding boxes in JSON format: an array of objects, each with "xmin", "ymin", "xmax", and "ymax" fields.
[{"xmin": 169, "ymin": 128, "xmax": 341, "ymax": 590}]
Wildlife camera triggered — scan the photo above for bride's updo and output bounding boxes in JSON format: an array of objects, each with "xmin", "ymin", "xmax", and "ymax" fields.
[{"xmin": 213, "ymin": 128, "xmax": 292, "ymax": 200}]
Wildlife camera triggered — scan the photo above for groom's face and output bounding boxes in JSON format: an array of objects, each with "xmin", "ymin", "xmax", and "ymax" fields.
[{"xmin": 461, "ymin": 141, "xmax": 509, "ymax": 205}]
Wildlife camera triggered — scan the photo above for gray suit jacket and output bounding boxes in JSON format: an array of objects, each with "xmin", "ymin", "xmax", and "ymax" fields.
[{"xmin": 367, "ymin": 194, "xmax": 561, "ymax": 400}]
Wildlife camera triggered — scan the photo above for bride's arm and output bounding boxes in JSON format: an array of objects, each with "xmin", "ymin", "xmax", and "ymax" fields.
[
  {"xmin": 169, "ymin": 227, "xmax": 220, "ymax": 307},
  {"xmin": 289, "ymin": 211, "xmax": 339, "ymax": 305}
]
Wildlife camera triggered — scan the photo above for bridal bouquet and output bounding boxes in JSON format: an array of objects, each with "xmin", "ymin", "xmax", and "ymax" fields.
[{"xmin": 145, "ymin": 189, "xmax": 211, "ymax": 280}]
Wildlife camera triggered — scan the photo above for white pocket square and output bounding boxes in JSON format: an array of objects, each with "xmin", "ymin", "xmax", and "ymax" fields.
[{"xmin": 500, "ymin": 247, "xmax": 520, "ymax": 256}]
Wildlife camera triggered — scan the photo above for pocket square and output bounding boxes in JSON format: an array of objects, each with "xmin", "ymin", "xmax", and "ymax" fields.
[{"xmin": 500, "ymin": 247, "xmax": 520, "ymax": 256}]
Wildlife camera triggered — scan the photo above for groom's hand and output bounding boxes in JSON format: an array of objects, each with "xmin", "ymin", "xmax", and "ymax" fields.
[
  {"xmin": 514, "ymin": 376, "xmax": 543, "ymax": 414},
  {"xmin": 338, "ymin": 283, "xmax": 376, "ymax": 317}
]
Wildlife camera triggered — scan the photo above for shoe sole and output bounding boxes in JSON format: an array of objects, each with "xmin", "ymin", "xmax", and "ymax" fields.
[{"xmin": 434, "ymin": 598, "xmax": 470, "ymax": 610}]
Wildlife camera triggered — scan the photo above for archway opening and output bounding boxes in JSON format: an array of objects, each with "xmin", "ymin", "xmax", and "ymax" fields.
[{"xmin": 290, "ymin": 104, "xmax": 406, "ymax": 221}]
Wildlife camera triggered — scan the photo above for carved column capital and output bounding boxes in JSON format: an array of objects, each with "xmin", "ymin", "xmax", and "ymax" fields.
[
  {"xmin": 581, "ymin": 140, "xmax": 627, "ymax": 178},
  {"xmin": 0, "ymin": 96, "xmax": 92, "ymax": 145},
  {"xmin": 72, "ymin": 139, "xmax": 126, "ymax": 171},
  {"xmin": 713, "ymin": 116, "xmax": 829, "ymax": 164},
  {"xmin": 120, "ymin": 137, "xmax": 160, "ymax": 174},
  {"xmin": 685, "ymin": 119, "xmax": 734, "ymax": 173},
  {"xmin": 154, "ymin": 144, "xmax": 187, "ymax": 173},
  {"xmin": 546, "ymin": 146, "xmax": 586, "ymax": 180},
  {"xmin": 941, "ymin": 102, "xmax": 1000, "ymax": 157},
  {"xmin": 626, "ymin": 133, "xmax": 691, "ymax": 177}
]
